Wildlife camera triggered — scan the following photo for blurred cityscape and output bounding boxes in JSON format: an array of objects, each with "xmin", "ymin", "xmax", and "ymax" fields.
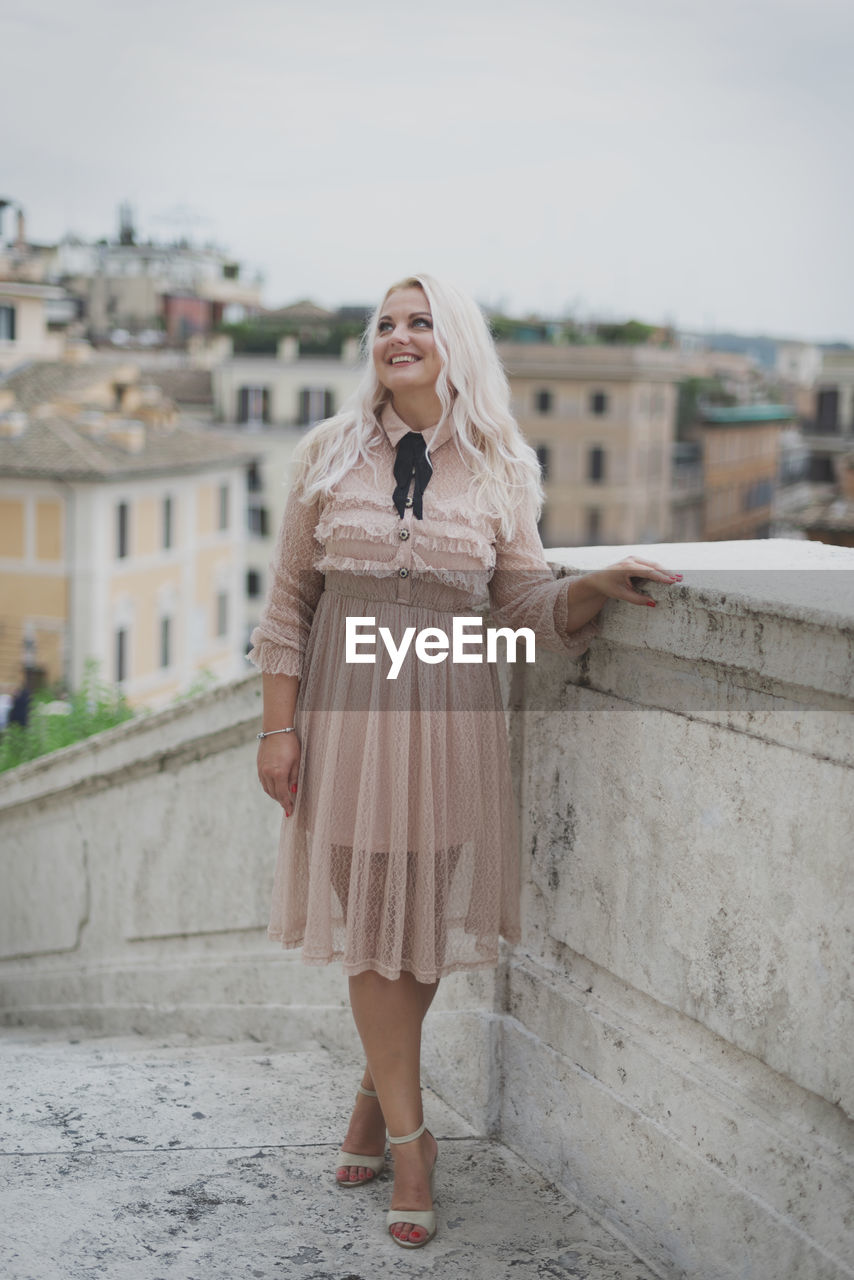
[{"xmin": 2, "ymin": 198, "xmax": 853, "ymax": 714}]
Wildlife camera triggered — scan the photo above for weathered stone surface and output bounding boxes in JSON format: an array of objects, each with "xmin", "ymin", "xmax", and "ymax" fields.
[{"xmin": 0, "ymin": 1029, "xmax": 657, "ymax": 1280}]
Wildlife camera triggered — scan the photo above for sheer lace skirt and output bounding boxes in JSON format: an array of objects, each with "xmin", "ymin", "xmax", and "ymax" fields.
[{"xmin": 267, "ymin": 575, "xmax": 521, "ymax": 982}]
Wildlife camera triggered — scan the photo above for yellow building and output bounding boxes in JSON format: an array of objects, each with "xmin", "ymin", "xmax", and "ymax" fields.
[
  {"xmin": 0, "ymin": 360, "xmax": 255, "ymax": 707},
  {"xmin": 0, "ymin": 280, "xmax": 67, "ymax": 371},
  {"xmin": 499, "ymin": 343, "xmax": 683, "ymax": 546},
  {"xmin": 697, "ymin": 406, "xmax": 791, "ymax": 541}
]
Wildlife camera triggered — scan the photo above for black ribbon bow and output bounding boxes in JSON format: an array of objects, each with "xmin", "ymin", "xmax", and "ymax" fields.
[{"xmin": 392, "ymin": 431, "xmax": 433, "ymax": 519}]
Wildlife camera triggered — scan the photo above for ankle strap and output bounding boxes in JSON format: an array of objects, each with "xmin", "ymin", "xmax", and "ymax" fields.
[
  {"xmin": 388, "ymin": 1121, "xmax": 426, "ymax": 1145},
  {"xmin": 356, "ymin": 1084, "xmax": 379, "ymax": 1098}
]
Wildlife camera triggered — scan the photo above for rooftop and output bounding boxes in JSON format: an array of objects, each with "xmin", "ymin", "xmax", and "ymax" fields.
[
  {"xmin": 700, "ymin": 403, "xmax": 795, "ymax": 424},
  {"xmin": 0, "ymin": 413, "xmax": 255, "ymax": 481},
  {"xmin": 496, "ymin": 341, "xmax": 686, "ymax": 380},
  {"xmin": 0, "ymin": 358, "xmax": 138, "ymax": 413}
]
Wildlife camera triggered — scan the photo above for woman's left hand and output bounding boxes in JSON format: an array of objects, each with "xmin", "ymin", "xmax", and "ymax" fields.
[{"xmin": 585, "ymin": 557, "xmax": 683, "ymax": 607}]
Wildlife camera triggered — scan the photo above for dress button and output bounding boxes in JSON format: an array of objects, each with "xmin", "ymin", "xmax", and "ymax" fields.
[
  {"xmin": 399, "ymin": 528, "xmax": 410, "ymax": 541},
  {"xmin": 405, "ymin": 496, "xmax": 413, "ymax": 508},
  {"xmin": 399, "ymin": 567, "xmax": 409, "ymax": 579}
]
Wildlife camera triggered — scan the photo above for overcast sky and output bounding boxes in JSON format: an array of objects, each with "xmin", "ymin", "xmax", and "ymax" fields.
[{"xmin": 2, "ymin": 0, "xmax": 852, "ymax": 341}]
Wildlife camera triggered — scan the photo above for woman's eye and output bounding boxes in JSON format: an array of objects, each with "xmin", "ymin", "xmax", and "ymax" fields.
[
  {"xmin": 378, "ymin": 321, "xmax": 392, "ymax": 332},
  {"xmin": 413, "ymin": 318, "xmax": 432, "ymax": 328}
]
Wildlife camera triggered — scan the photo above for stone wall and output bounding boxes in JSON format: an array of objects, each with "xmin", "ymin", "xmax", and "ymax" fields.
[{"xmin": 1, "ymin": 539, "xmax": 852, "ymax": 1279}]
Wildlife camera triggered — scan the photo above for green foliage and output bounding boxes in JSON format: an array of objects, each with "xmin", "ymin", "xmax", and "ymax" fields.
[
  {"xmin": 171, "ymin": 668, "xmax": 218, "ymax": 701},
  {"xmin": 217, "ymin": 320, "xmax": 364, "ymax": 356},
  {"xmin": 676, "ymin": 376, "xmax": 738, "ymax": 433},
  {"xmin": 0, "ymin": 661, "xmax": 134, "ymax": 774},
  {"xmin": 595, "ymin": 319, "xmax": 657, "ymax": 345}
]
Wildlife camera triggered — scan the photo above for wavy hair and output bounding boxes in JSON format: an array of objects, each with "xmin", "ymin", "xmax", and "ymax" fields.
[{"xmin": 292, "ymin": 273, "xmax": 543, "ymax": 538}]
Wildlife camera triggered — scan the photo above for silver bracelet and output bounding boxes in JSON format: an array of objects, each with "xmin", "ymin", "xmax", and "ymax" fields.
[{"xmin": 257, "ymin": 727, "xmax": 296, "ymax": 740}]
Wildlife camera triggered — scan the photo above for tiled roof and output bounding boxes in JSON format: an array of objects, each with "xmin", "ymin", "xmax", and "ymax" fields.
[
  {"xmin": 139, "ymin": 367, "xmax": 213, "ymax": 405},
  {"xmin": 0, "ymin": 415, "xmax": 256, "ymax": 481},
  {"xmin": 789, "ymin": 497, "xmax": 854, "ymax": 533},
  {"xmin": 0, "ymin": 359, "xmax": 129, "ymax": 412}
]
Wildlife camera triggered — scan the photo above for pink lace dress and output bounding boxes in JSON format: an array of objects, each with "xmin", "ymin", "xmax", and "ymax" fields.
[{"xmin": 248, "ymin": 405, "xmax": 597, "ymax": 982}]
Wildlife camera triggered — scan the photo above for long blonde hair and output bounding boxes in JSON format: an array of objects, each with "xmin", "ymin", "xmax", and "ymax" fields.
[{"xmin": 293, "ymin": 272, "xmax": 542, "ymax": 539}]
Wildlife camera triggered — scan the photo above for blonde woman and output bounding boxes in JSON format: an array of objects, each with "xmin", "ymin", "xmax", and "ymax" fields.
[{"xmin": 251, "ymin": 274, "xmax": 682, "ymax": 1248}]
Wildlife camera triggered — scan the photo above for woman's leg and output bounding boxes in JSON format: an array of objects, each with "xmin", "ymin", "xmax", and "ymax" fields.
[
  {"xmin": 336, "ymin": 977, "xmax": 439, "ymax": 1185},
  {"xmin": 348, "ymin": 970, "xmax": 439, "ymax": 1243}
]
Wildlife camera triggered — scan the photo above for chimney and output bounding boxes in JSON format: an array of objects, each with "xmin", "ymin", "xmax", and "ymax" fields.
[
  {"xmin": 15, "ymin": 206, "xmax": 26, "ymax": 249},
  {"xmin": 278, "ymin": 335, "xmax": 299, "ymax": 363},
  {"xmin": 107, "ymin": 419, "xmax": 146, "ymax": 453},
  {"xmin": 0, "ymin": 412, "xmax": 28, "ymax": 438}
]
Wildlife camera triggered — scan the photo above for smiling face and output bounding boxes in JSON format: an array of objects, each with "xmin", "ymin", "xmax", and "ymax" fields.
[{"xmin": 372, "ymin": 286, "xmax": 443, "ymax": 401}]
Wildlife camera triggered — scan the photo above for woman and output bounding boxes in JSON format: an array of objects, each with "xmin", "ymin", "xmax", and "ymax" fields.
[{"xmin": 250, "ymin": 274, "xmax": 682, "ymax": 1248}]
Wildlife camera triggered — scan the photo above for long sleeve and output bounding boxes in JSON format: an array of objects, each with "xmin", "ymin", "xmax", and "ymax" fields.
[
  {"xmin": 247, "ymin": 486, "xmax": 325, "ymax": 677},
  {"xmin": 488, "ymin": 510, "xmax": 599, "ymax": 660}
]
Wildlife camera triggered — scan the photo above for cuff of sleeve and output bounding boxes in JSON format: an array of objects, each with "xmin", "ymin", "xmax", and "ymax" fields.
[
  {"xmin": 246, "ymin": 636, "xmax": 303, "ymax": 677},
  {"xmin": 561, "ymin": 617, "xmax": 599, "ymax": 659}
]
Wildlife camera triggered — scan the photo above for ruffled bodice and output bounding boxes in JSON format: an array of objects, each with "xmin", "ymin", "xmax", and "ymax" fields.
[{"xmin": 248, "ymin": 407, "xmax": 598, "ymax": 676}]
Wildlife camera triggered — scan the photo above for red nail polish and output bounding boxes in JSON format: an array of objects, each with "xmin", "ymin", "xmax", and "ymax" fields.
[
  {"xmin": 647, "ymin": 601, "xmax": 657, "ymax": 607},
  {"xmin": 290, "ymin": 784, "xmax": 297, "ymax": 794}
]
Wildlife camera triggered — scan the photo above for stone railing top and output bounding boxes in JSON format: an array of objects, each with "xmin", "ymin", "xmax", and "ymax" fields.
[{"xmin": 549, "ymin": 538, "xmax": 854, "ymax": 630}]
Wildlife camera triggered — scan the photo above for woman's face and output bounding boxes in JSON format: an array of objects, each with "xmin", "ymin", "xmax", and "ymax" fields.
[{"xmin": 373, "ymin": 286, "xmax": 442, "ymax": 398}]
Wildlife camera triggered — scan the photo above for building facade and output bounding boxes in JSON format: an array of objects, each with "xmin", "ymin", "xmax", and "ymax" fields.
[
  {"xmin": 0, "ymin": 360, "xmax": 255, "ymax": 706},
  {"xmin": 0, "ymin": 281, "xmax": 67, "ymax": 372},
  {"xmin": 499, "ymin": 344, "xmax": 683, "ymax": 546},
  {"xmin": 696, "ymin": 406, "xmax": 792, "ymax": 541},
  {"xmin": 801, "ymin": 350, "xmax": 854, "ymax": 484}
]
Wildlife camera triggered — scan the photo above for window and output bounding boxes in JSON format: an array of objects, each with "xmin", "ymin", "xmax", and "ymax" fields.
[
  {"xmin": 816, "ymin": 388, "xmax": 839, "ymax": 433},
  {"xmin": 246, "ymin": 462, "xmax": 262, "ymax": 493},
  {"xmin": 247, "ymin": 569, "xmax": 262, "ymax": 598},
  {"xmin": 218, "ymin": 484, "xmax": 229, "ymax": 531},
  {"xmin": 116, "ymin": 502, "xmax": 129, "ymax": 559},
  {"xmin": 248, "ymin": 505, "xmax": 270, "ymax": 537},
  {"xmin": 535, "ymin": 445, "xmax": 551, "ymax": 481},
  {"xmin": 160, "ymin": 616, "xmax": 172, "ymax": 668},
  {"xmin": 0, "ymin": 305, "xmax": 16, "ymax": 341},
  {"xmin": 534, "ymin": 389, "xmax": 553, "ymax": 414},
  {"xmin": 298, "ymin": 388, "xmax": 334, "ymax": 426},
  {"xmin": 744, "ymin": 479, "xmax": 774, "ymax": 511},
  {"xmin": 162, "ymin": 496, "xmax": 173, "ymax": 550},
  {"xmin": 588, "ymin": 446, "xmax": 605, "ymax": 482},
  {"xmin": 216, "ymin": 591, "xmax": 228, "ymax": 638},
  {"xmin": 237, "ymin": 386, "xmax": 270, "ymax": 425},
  {"xmin": 586, "ymin": 508, "xmax": 602, "ymax": 543},
  {"xmin": 115, "ymin": 627, "xmax": 128, "ymax": 683},
  {"xmin": 590, "ymin": 391, "xmax": 608, "ymax": 416}
]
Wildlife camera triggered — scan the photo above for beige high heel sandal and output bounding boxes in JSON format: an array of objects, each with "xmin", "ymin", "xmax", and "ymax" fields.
[
  {"xmin": 336, "ymin": 1084, "xmax": 387, "ymax": 1187},
  {"xmin": 385, "ymin": 1120, "xmax": 437, "ymax": 1248}
]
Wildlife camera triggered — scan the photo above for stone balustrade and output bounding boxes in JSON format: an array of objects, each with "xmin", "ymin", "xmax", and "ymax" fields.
[{"xmin": 1, "ymin": 538, "xmax": 852, "ymax": 1280}]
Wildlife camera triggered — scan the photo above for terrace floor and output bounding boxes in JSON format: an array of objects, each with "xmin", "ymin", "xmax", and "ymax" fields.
[{"xmin": 1, "ymin": 1026, "xmax": 659, "ymax": 1280}]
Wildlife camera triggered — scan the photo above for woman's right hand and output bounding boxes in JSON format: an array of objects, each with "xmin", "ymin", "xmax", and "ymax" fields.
[{"xmin": 257, "ymin": 733, "xmax": 301, "ymax": 817}]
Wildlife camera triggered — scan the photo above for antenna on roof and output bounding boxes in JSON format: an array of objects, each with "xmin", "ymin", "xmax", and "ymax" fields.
[{"xmin": 118, "ymin": 202, "xmax": 136, "ymax": 246}]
